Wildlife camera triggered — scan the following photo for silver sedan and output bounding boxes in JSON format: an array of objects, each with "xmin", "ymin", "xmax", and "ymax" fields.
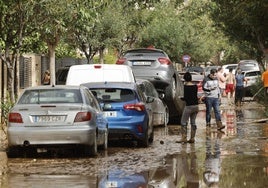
[{"xmin": 7, "ymin": 85, "xmax": 108, "ymax": 157}]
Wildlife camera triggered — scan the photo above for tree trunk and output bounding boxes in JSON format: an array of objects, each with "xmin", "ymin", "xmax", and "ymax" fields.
[
  {"xmin": 99, "ymin": 48, "xmax": 104, "ymax": 64},
  {"xmin": 7, "ymin": 58, "xmax": 15, "ymax": 103},
  {"xmin": 48, "ymin": 44, "xmax": 56, "ymax": 86}
]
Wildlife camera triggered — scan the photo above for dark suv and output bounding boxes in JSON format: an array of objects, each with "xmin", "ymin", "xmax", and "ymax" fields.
[{"xmin": 116, "ymin": 48, "xmax": 184, "ymax": 123}]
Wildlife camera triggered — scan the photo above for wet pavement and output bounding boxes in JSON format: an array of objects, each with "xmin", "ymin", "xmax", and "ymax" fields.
[{"xmin": 0, "ymin": 98, "xmax": 268, "ymax": 187}]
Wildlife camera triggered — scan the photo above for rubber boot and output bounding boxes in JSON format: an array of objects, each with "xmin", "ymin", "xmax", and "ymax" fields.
[
  {"xmin": 188, "ymin": 128, "xmax": 196, "ymax": 143},
  {"xmin": 176, "ymin": 126, "xmax": 187, "ymax": 143},
  {"xmin": 216, "ymin": 120, "xmax": 225, "ymax": 130}
]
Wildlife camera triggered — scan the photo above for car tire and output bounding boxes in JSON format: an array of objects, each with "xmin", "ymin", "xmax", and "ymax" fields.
[
  {"xmin": 7, "ymin": 147, "xmax": 21, "ymax": 158},
  {"xmin": 165, "ymin": 77, "xmax": 176, "ymax": 101},
  {"xmin": 85, "ymin": 137, "xmax": 97, "ymax": 157},
  {"xmin": 99, "ymin": 130, "xmax": 108, "ymax": 150},
  {"xmin": 139, "ymin": 128, "xmax": 149, "ymax": 148},
  {"xmin": 149, "ymin": 127, "xmax": 154, "ymax": 143}
]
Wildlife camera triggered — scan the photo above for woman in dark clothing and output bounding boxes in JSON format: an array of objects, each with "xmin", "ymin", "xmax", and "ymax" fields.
[{"xmin": 177, "ymin": 72, "xmax": 199, "ymax": 143}]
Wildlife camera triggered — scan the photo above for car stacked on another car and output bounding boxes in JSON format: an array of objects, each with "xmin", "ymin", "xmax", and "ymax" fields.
[
  {"xmin": 7, "ymin": 85, "xmax": 108, "ymax": 157},
  {"xmin": 136, "ymin": 78, "xmax": 169, "ymax": 127},
  {"xmin": 82, "ymin": 82, "xmax": 154, "ymax": 147},
  {"xmin": 116, "ymin": 48, "xmax": 184, "ymax": 123}
]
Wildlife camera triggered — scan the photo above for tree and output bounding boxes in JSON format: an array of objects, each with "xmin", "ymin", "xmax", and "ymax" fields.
[
  {"xmin": 210, "ymin": 0, "xmax": 268, "ymax": 66},
  {"xmin": 0, "ymin": 0, "xmax": 37, "ymax": 102}
]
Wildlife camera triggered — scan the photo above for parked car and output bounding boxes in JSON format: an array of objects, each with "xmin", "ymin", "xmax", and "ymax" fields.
[
  {"xmin": 66, "ymin": 64, "xmax": 135, "ymax": 86},
  {"xmin": 242, "ymin": 70, "xmax": 261, "ymax": 96},
  {"xmin": 7, "ymin": 85, "xmax": 108, "ymax": 157},
  {"xmin": 178, "ymin": 71, "xmax": 205, "ymax": 103},
  {"xmin": 183, "ymin": 66, "xmax": 204, "ymax": 75},
  {"xmin": 136, "ymin": 78, "xmax": 169, "ymax": 127},
  {"xmin": 237, "ymin": 60, "xmax": 261, "ymax": 72},
  {"xmin": 222, "ymin": 64, "xmax": 237, "ymax": 75},
  {"xmin": 204, "ymin": 66, "xmax": 221, "ymax": 76},
  {"xmin": 82, "ymin": 82, "xmax": 154, "ymax": 147},
  {"xmin": 116, "ymin": 48, "xmax": 184, "ymax": 123}
]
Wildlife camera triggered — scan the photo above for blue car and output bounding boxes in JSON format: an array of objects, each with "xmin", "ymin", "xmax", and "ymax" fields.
[
  {"xmin": 99, "ymin": 169, "xmax": 148, "ymax": 188},
  {"xmin": 82, "ymin": 82, "xmax": 154, "ymax": 147}
]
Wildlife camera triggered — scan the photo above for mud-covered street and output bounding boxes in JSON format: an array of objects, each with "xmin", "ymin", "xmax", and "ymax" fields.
[{"xmin": 0, "ymin": 98, "xmax": 268, "ymax": 187}]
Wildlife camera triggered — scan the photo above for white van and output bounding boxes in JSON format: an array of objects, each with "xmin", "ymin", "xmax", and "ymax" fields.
[{"xmin": 66, "ymin": 64, "xmax": 135, "ymax": 85}]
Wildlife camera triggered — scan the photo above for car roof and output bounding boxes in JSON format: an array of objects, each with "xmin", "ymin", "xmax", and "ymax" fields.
[
  {"xmin": 123, "ymin": 48, "xmax": 165, "ymax": 53},
  {"xmin": 23, "ymin": 85, "xmax": 85, "ymax": 90},
  {"xmin": 82, "ymin": 82, "xmax": 137, "ymax": 90},
  {"xmin": 135, "ymin": 78, "xmax": 152, "ymax": 84},
  {"xmin": 239, "ymin": 60, "xmax": 258, "ymax": 63}
]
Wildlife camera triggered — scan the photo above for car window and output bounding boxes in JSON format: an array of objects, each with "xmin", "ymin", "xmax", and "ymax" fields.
[
  {"xmin": 124, "ymin": 50, "xmax": 166, "ymax": 58},
  {"xmin": 83, "ymin": 89, "xmax": 101, "ymax": 110},
  {"xmin": 89, "ymin": 88, "xmax": 135, "ymax": 102},
  {"xmin": 145, "ymin": 82, "xmax": 158, "ymax": 98},
  {"xmin": 56, "ymin": 68, "xmax": 69, "ymax": 84},
  {"xmin": 18, "ymin": 89, "xmax": 82, "ymax": 104}
]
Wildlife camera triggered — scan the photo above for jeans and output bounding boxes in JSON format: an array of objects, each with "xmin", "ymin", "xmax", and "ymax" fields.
[
  {"xmin": 181, "ymin": 105, "xmax": 199, "ymax": 130},
  {"xmin": 205, "ymin": 97, "xmax": 221, "ymax": 123}
]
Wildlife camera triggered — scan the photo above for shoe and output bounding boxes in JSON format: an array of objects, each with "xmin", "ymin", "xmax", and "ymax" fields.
[
  {"xmin": 216, "ymin": 120, "xmax": 225, "ymax": 130},
  {"xmin": 176, "ymin": 126, "xmax": 187, "ymax": 144}
]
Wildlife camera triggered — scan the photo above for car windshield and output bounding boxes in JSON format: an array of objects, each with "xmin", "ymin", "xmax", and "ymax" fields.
[
  {"xmin": 90, "ymin": 88, "xmax": 135, "ymax": 102},
  {"xmin": 18, "ymin": 89, "xmax": 82, "ymax": 104}
]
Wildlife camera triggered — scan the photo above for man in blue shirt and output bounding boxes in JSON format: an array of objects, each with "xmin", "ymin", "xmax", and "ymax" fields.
[{"xmin": 235, "ymin": 69, "xmax": 247, "ymax": 107}]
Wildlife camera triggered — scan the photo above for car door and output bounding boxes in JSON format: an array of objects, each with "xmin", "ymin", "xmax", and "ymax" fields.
[{"xmin": 144, "ymin": 81, "xmax": 166, "ymax": 126}]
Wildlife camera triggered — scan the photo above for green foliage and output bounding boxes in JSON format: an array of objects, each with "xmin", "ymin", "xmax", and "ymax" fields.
[
  {"xmin": 1, "ymin": 97, "xmax": 15, "ymax": 134},
  {"xmin": 210, "ymin": 0, "xmax": 268, "ymax": 62}
]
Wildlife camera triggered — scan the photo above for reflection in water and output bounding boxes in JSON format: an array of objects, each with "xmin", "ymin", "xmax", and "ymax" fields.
[
  {"xmin": 223, "ymin": 109, "xmax": 237, "ymax": 136},
  {"xmin": 4, "ymin": 174, "xmax": 100, "ymax": 188},
  {"xmin": 99, "ymin": 170, "xmax": 148, "ymax": 188},
  {"xmin": 180, "ymin": 145, "xmax": 199, "ymax": 188},
  {"xmin": 203, "ymin": 130, "xmax": 223, "ymax": 187},
  {"xmin": 236, "ymin": 109, "xmax": 245, "ymax": 138}
]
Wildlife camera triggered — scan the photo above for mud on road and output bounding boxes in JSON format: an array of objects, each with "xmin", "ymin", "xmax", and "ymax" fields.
[{"xmin": 0, "ymin": 98, "xmax": 268, "ymax": 187}]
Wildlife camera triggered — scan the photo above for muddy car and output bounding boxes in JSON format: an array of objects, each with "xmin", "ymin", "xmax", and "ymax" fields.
[{"xmin": 116, "ymin": 48, "xmax": 184, "ymax": 123}]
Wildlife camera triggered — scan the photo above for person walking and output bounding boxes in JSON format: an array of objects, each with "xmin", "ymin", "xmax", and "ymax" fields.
[
  {"xmin": 216, "ymin": 67, "xmax": 227, "ymax": 98},
  {"xmin": 261, "ymin": 65, "xmax": 268, "ymax": 97},
  {"xmin": 176, "ymin": 72, "xmax": 199, "ymax": 144},
  {"xmin": 225, "ymin": 68, "xmax": 236, "ymax": 104},
  {"xmin": 42, "ymin": 70, "xmax": 51, "ymax": 85},
  {"xmin": 235, "ymin": 69, "xmax": 247, "ymax": 107},
  {"xmin": 202, "ymin": 69, "xmax": 225, "ymax": 130}
]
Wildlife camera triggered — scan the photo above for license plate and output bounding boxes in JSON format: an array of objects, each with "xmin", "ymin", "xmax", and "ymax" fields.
[
  {"xmin": 34, "ymin": 115, "xmax": 65, "ymax": 122},
  {"xmin": 104, "ymin": 111, "xmax": 117, "ymax": 117},
  {"xmin": 106, "ymin": 181, "xmax": 118, "ymax": 188},
  {"xmin": 133, "ymin": 61, "xmax": 151, "ymax": 66}
]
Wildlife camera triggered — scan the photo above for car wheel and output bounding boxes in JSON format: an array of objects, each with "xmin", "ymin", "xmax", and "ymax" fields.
[
  {"xmin": 165, "ymin": 77, "xmax": 176, "ymax": 101},
  {"xmin": 7, "ymin": 147, "xmax": 21, "ymax": 158},
  {"xmin": 100, "ymin": 130, "xmax": 108, "ymax": 150},
  {"xmin": 85, "ymin": 137, "xmax": 97, "ymax": 157},
  {"xmin": 149, "ymin": 127, "xmax": 154, "ymax": 143},
  {"xmin": 139, "ymin": 128, "xmax": 149, "ymax": 148}
]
